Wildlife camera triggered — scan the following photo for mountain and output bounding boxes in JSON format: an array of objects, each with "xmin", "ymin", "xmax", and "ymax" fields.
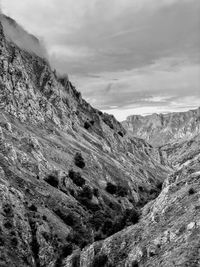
[
  {"xmin": 122, "ymin": 108, "xmax": 200, "ymax": 146},
  {"xmin": 0, "ymin": 16, "xmax": 200, "ymax": 267},
  {"xmin": 0, "ymin": 17, "xmax": 170, "ymax": 266}
]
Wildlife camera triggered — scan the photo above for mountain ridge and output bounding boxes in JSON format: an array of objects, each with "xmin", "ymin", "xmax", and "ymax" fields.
[
  {"xmin": 122, "ymin": 107, "xmax": 200, "ymax": 146},
  {"xmin": 0, "ymin": 16, "xmax": 200, "ymax": 267}
]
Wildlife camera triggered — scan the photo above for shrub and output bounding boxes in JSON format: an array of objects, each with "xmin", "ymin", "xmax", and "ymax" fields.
[
  {"xmin": 44, "ymin": 174, "xmax": 59, "ymax": 188},
  {"xmin": 79, "ymin": 185, "xmax": 93, "ymax": 200},
  {"xmin": 74, "ymin": 152, "xmax": 85, "ymax": 169},
  {"xmin": 102, "ymin": 219, "xmax": 113, "ymax": 235},
  {"xmin": 61, "ymin": 244, "xmax": 73, "ymax": 258},
  {"xmin": 138, "ymin": 186, "xmax": 144, "ymax": 192},
  {"xmin": 3, "ymin": 204, "xmax": 14, "ymax": 217},
  {"xmin": 117, "ymin": 185, "xmax": 128, "ymax": 197},
  {"xmin": 118, "ymin": 131, "xmax": 124, "ymax": 137},
  {"xmin": 11, "ymin": 237, "xmax": 18, "ymax": 247},
  {"xmin": 156, "ymin": 182, "xmax": 163, "ymax": 190},
  {"xmin": 28, "ymin": 204, "xmax": 38, "ymax": 212},
  {"xmin": 68, "ymin": 170, "xmax": 85, "ymax": 187},
  {"xmin": 54, "ymin": 209, "xmax": 79, "ymax": 227},
  {"xmin": 188, "ymin": 188, "xmax": 195, "ymax": 195},
  {"xmin": 77, "ymin": 195, "xmax": 100, "ymax": 212},
  {"xmin": 67, "ymin": 224, "xmax": 93, "ymax": 249},
  {"xmin": 149, "ymin": 188, "xmax": 157, "ymax": 195},
  {"xmin": 106, "ymin": 182, "xmax": 117, "ymax": 194},
  {"xmin": 42, "ymin": 215, "xmax": 47, "ymax": 221},
  {"xmin": 90, "ymin": 211, "xmax": 107, "ymax": 230},
  {"xmin": 69, "ymin": 188, "xmax": 75, "ymax": 197},
  {"xmin": 4, "ymin": 221, "xmax": 12, "ymax": 229},
  {"xmin": 84, "ymin": 121, "xmax": 91, "ymax": 130},
  {"xmin": 74, "ymin": 90, "xmax": 81, "ymax": 99},
  {"xmin": 92, "ymin": 254, "xmax": 108, "ymax": 267},
  {"xmin": 123, "ymin": 208, "xmax": 140, "ymax": 225},
  {"xmin": 106, "ymin": 183, "xmax": 128, "ymax": 197}
]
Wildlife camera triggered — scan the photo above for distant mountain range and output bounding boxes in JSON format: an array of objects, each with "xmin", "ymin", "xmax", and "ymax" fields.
[{"xmin": 122, "ymin": 107, "xmax": 200, "ymax": 146}]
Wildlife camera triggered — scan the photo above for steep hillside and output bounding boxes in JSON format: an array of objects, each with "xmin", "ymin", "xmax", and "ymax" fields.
[
  {"xmin": 0, "ymin": 18, "xmax": 171, "ymax": 266},
  {"xmin": 69, "ymin": 133, "xmax": 200, "ymax": 267},
  {"xmin": 122, "ymin": 108, "xmax": 200, "ymax": 146}
]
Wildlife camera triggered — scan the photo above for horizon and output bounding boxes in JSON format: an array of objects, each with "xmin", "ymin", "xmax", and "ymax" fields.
[{"xmin": 1, "ymin": 0, "xmax": 200, "ymax": 121}]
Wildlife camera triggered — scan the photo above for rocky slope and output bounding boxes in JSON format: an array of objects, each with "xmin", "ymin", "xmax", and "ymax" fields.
[
  {"xmin": 0, "ymin": 15, "xmax": 199, "ymax": 267},
  {"xmin": 0, "ymin": 17, "xmax": 172, "ymax": 266},
  {"xmin": 72, "ymin": 135, "xmax": 200, "ymax": 266},
  {"xmin": 122, "ymin": 108, "xmax": 200, "ymax": 146}
]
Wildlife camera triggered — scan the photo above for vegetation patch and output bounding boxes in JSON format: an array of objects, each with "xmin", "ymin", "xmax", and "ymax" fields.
[
  {"xmin": 68, "ymin": 170, "xmax": 85, "ymax": 187},
  {"xmin": 106, "ymin": 182, "xmax": 128, "ymax": 197},
  {"xmin": 188, "ymin": 187, "xmax": 195, "ymax": 195},
  {"xmin": 74, "ymin": 152, "xmax": 85, "ymax": 169},
  {"xmin": 44, "ymin": 173, "xmax": 59, "ymax": 188},
  {"xmin": 92, "ymin": 254, "xmax": 108, "ymax": 267},
  {"xmin": 54, "ymin": 209, "xmax": 79, "ymax": 227},
  {"xmin": 84, "ymin": 121, "xmax": 91, "ymax": 130}
]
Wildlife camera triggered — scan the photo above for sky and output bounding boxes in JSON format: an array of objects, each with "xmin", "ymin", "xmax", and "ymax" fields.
[{"xmin": 1, "ymin": 0, "xmax": 200, "ymax": 121}]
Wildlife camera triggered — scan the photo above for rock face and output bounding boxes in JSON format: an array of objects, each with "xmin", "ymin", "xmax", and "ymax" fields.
[
  {"xmin": 122, "ymin": 109, "xmax": 200, "ymax": 146},
  {"xmin": 0, "ymin": 16, "xmax": 199, "ymax": 267}
]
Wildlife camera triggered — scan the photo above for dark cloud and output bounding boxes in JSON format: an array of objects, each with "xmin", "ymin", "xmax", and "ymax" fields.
[{"xmin": 49, "ymin": 0, "xmax": 200, "ymax": 75}]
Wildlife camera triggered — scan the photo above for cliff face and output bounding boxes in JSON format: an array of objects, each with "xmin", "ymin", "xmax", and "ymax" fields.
[
  {"xmin": 0, "ymin": 18, "xmax": 171, "ymax": 266},
  {"xmin": 122, "ymin": 108, "xmax": 200, "ymax": 146},
  {"xmin": 0, "ymin": 16, "xmax": 199, "ymax": 267}
]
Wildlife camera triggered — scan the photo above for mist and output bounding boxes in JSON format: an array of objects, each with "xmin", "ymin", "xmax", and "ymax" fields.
[{"xmin": 0, "ymin": 13, "xmax": 47, "ymax": 59}]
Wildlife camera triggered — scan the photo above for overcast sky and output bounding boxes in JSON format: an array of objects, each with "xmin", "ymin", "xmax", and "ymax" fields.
[{"xmin": 1, "ymin": 0, "xmax": 200, "ymax": 120}]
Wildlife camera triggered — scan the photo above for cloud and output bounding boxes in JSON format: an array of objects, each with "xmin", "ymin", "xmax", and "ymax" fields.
[
  {"xmin": 72, "ymin": 57, "xmax": 200, "ymax": 120},
  {"xmin": 2, "ymin": 0, "xmax": 199, "ymax": 73},
  {"xmin": 1, "ymin": 0, "xmax": 200, "ymax": 120},
  {"xmin": 48, "ymin": 0, "xmax": 200, "ymax": 75},
  {"xmin": 0, "ymin": 14, "xmax": 47, "ymax": 58}
]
